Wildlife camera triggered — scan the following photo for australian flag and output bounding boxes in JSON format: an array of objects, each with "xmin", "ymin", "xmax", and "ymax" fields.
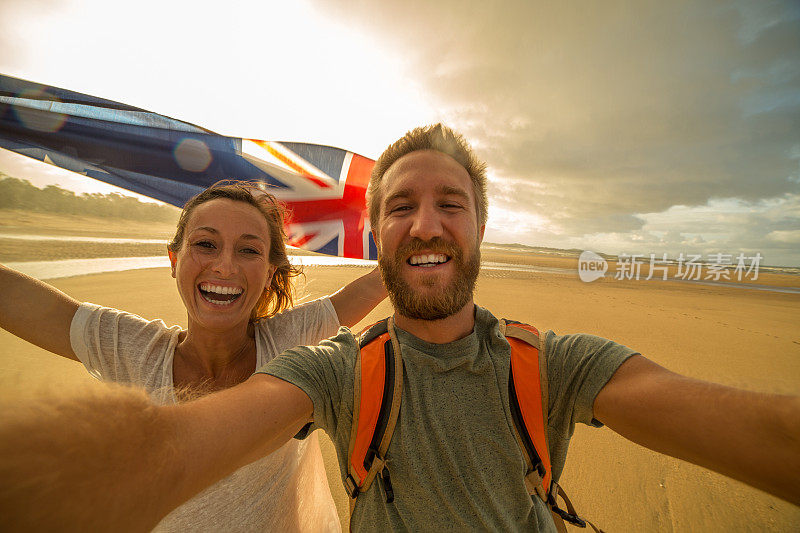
[{"xmin": 0, "ymin": 74, "xmax": 378, "ymax": 260}]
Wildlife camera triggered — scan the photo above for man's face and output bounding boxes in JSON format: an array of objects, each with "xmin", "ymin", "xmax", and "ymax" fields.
[{"xmin": 375, "ymin": 150, "xmax": 485, "ymax": 320}]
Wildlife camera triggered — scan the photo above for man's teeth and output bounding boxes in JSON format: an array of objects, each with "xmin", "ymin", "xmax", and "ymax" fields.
[
  {"xmin": 199, "ymin": 282, "xmax": 243, "ymax": 295},
  {"xmin": 408, "ymin": 253, "xmax": 449, "ymax": 266}
]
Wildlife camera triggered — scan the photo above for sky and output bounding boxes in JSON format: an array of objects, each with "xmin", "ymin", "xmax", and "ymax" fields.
[{"xmin": 1, "ymin": 0, "xmax": 799, "ymax": 266}]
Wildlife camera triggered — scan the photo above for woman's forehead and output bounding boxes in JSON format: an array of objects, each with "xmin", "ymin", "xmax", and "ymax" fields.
[{"xmin": 186, "ymin": 198, "xmax": 270, "ymax": 237}]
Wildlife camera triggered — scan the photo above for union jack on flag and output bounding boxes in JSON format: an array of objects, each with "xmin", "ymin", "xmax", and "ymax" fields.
[
  {"xmin": 242, "ymin": 140, "xmax": 376, "ymax": 260},
  {"xmin": 0, "ymin": 73, "xmax": 378, "ymax": 259}
]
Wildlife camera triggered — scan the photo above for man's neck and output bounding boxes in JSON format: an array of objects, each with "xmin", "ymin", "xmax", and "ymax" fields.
[{"xmin": 393, "ymin": 301, "xmax": 476, "ymax": 344}]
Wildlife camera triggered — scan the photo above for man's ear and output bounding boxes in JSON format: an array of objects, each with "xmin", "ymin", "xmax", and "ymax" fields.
[
  {"xmin": 478, "ymin": 224, "xmax": 486, "ymax": 244},
  {"xmin": 371, "ymin": 229, "xmax": 380, "ymax": 254},
  {"xmin": 167, "ymin": 249, "xmax": 177, "ymax": 278}
]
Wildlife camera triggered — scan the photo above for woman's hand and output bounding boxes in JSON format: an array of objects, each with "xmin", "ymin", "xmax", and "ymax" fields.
[{"xmin": 329, "ymin": 267, "xmax": 387, "ymax": 328}]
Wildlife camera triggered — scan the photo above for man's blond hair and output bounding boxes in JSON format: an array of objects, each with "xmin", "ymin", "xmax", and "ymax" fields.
[{"xmin": 367, "ymin": 124, "xmax": 488, "ymax": 235}]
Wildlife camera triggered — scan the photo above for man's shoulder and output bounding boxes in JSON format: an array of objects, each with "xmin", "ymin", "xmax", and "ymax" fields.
[
  {"xmin": 308, "ymin": 325, "xmax": 360, "ymax": 355},
  {"xmin": 475, "ymin": 304, "xmax": 544, "ymax": 340},
  {"xmin": 474, "ymin": 304, "xmax": 502, "ymax": 330},
  {"xmin": 354, "ymin": 317, "xmax": 394, "ymax": 346},
  {"xmin": 256, "ymin": 325, "xmax": 360, "ymax": 380}
]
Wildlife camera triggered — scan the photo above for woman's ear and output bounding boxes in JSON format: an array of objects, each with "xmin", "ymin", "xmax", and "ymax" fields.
[
  {"xmin": 266, "ymin": 265, "xmax": 277, "ymax": 288},
  {"xmin": 168, "ymin": 249, "xmax": 177, "ymax": 278}
]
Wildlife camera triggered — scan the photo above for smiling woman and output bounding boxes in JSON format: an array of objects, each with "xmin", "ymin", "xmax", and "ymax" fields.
[{"xmin": 0, "ymin": 181, "xmax": 387, "ymax": 532}]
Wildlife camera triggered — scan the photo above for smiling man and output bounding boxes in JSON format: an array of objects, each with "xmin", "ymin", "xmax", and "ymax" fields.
[
  {"xmin": 1, "ymin": 125, "xmax": 799, "ymax": 532},
  {"xmin": 376, "ymin": 149, "xmax": 483, "ymax": 327}
]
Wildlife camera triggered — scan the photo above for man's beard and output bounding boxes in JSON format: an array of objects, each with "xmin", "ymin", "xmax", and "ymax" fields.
[{"xmin": 379, "ymin": 237, "xmax": 481, "ymax": 321}]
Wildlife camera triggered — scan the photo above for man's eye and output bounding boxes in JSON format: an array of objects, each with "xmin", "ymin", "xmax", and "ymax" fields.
[
  {"xmin": 441, "ymin": 203, "xmax": 463, "ymax": 210},
  {"xmin": 241, "ymin": 248, "xmax": 260, "ymax": 255},
  {"xmin": 389, "ymin": 205, "xmax": 411, "ymax": 213}
]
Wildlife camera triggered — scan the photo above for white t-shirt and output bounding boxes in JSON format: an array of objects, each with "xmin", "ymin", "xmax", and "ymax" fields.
[{"xmin": 70, "ymin": 298, "xmax": 341, "ymax": 532}]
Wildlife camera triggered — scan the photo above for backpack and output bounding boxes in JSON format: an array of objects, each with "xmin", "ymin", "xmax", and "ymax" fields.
[{"xmin": 343, "ymin": 316, "xmax": 602, "ymax": 532}]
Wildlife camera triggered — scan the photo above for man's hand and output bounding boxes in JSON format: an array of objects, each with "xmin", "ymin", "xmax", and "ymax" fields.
[
  {"xmin": 0, "ymin": 374, "xmax": 313, "ymax": 531},
  {"xmin": 594, "ymin": 355, "xmax": 800, "ymax": 505}
]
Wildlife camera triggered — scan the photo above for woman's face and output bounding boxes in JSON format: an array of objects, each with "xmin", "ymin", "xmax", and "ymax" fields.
[{"xmin": 169, "ymin": 198, "xmax": 276, "ymax": 333}]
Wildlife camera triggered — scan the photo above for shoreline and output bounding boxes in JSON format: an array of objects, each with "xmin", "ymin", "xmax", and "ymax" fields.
[{"xmin": 7, "ymin": 253, "xmax": 800, "ymax": 295}]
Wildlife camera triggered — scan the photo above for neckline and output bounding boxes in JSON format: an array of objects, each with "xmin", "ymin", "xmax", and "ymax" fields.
[
  {"xmin": 166, "ymin": 326, "xmax": 263, "ymax": 403},
  {"xmin": 392, "ymin": 321, "xmax": 479, "ymax": 359}
]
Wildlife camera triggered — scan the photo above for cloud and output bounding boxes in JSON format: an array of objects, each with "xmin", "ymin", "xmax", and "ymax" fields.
[
  {"xmin": 767, "ymin": 229, "xmax": 800, "ymax": 243},
  {"xmin": 314, "ymin": 0, "xmax": 800, "ymax": 264},
  {"xmin": 0, "ymin": 0, "xmax": 61, "ymax": 71}
]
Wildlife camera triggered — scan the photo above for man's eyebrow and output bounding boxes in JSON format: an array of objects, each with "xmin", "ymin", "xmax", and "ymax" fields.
[
  {"xmin": 437, "ymin": 185, "xmax": 471, "ymax": 201},
  {"xmin": 384, "ymin": 186, "xmax": 470, "ymax": 205},
  {"xmin": 383, "ymin": 188, "xmax": 413, "ymax": 206}
]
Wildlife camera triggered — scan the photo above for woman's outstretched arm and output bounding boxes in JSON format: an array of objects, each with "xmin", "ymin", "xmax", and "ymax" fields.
[
  {"xmin": 329, "ymin": 267, "xmax": 387, "ymax": 328},
  {"xmin": 0, "ymin": 373, "xmax": 312, "ymax": 532},
  {"xmin": 0, "ymin": 264, "xmax": 80, "ymax": 360}
]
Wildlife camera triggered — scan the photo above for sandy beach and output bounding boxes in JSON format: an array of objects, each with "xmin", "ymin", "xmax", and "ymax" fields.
[{"xmin": 1, "ymin": 263, "xmax": 798, "ymax": 531}]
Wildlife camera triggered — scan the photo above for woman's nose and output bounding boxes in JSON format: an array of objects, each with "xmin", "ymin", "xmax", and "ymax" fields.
[{"xmin": 210, "ymin": 250, "xmax": 237, "ymax": 277}]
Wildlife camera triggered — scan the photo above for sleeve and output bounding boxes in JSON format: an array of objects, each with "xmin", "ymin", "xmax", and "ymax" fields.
[
  {"xmin": 256, "ymin": 297, "xmax": 340, "ymax": 357},
  {"xmin": 545, "ymin": 332, "xmax": 639, "ymax": 429},
  {"xmin": 256, "ymin": 327, "xmax": 357, "ymax": 438},
  {"xmin": 69, "ymin": 302, "xmax": 176, "ymax": 383}
]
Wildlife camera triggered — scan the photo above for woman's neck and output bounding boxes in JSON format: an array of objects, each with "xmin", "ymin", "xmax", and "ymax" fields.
[{"xmin": 174, "ymin": 322, "xmax": 257, "ymax": 393}]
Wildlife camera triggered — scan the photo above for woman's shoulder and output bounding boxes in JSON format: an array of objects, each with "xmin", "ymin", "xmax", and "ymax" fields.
[
  {"xmin": 253, "ymin": 297, "xmax": 341, "ymax": 362},
  {"xmin": 255, "ymin": 297, "xmax": 335, "ymax": 330},
  {"xmin": 74, "ymin": 301, "xmax": 182, "ymax": 339}
]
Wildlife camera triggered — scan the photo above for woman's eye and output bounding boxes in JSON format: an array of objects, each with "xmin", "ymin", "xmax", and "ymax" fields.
[
  {"xmin": 193, "ymin": 241, "xmax": 215, "ymax": 249},
  {"xmin": 241, "ymin": 248, "xmax": 260, "ymax": 255}
]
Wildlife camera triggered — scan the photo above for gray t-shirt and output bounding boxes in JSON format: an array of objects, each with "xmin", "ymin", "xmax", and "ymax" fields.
[
  {"xmin": 258, "ymin": 305, "xmax": 637, "ymax": 532},
  {"xmin": 70, "ymin": 298, "xmax": 341, "ymax": 533}
]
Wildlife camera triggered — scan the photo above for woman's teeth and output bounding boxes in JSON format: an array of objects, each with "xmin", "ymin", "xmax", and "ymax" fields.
[{"xmin": 198, "ymin": 283, "xmax": 243, "ymax": 305}]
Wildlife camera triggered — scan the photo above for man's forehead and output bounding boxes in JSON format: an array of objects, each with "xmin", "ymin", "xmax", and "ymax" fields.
[
  {"xmin": 382, "ymin": 150, "xmax": 472, "ymax": 197},
  {"xmin": 386, "ymin": 149, "xmax": 464, "ymax": 173}
]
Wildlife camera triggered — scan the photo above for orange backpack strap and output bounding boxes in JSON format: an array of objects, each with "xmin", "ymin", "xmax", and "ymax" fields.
[
  {"xmin": 345, "ymin": 316, "xmax": 403, "ymax": 507},
  {"xmin": 501, "ymin": 319, "xmax": 553, "ymax": 501},
  {"xmin": 502, "ymin": 319, "xmax": 603, "ymax": 532}
]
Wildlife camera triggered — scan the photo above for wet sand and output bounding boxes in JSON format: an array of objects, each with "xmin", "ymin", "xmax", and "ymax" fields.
[{"xmin": 0, "ymin": 265, "xmax": 798, "ymax": 531}]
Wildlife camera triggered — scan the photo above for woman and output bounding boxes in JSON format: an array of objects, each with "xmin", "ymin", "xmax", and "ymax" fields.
[{"xmin": 0, "ymin": 181, "xmax": 386, "ymax": 532}]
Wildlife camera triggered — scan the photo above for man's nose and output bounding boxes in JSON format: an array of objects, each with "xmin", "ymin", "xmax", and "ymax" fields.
[{"xmin": 408, "ymin": 204, "xmax": 444, "ymax": 241}]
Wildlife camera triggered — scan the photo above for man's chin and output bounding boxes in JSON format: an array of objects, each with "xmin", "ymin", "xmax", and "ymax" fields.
[
  {"xmin": 380, "ymin": 245, "xmax": 480, "ymax": 322},
  {"xmin": 388, "ymin": 285, "xmax": 466, "ymax": 321},
  {"xmin": 405, "ymin": 274, "xmax": 447, "ymax": 290}
]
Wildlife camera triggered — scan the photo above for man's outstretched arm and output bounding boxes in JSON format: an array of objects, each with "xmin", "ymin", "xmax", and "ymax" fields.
[
  {"xmin": 0, "ymin": 374, "xmax": 312, "ymax": 532},
  {"xmin": 593, "ymin": 355, "xmax": 800, "ymax": 505}
]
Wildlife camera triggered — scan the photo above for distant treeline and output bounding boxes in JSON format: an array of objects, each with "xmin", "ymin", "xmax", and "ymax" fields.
[{"xmin": 0, "ymin": 176, "xmax": 179, "ymax": 222}]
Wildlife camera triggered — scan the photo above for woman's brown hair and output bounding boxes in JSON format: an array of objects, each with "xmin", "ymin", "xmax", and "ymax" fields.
[{"xmin": 168, "ymin": 181, "xmax": 302, "ymax": 321}]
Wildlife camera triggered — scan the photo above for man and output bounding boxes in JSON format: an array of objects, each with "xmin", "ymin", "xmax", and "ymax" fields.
[{"xmin": 1, "ymin": 125, "xmax": 798, "ymax": 531}]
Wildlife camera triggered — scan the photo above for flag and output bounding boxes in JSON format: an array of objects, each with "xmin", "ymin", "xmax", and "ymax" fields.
[{"xmin": 0, "ymin": 74, "xmax": 378, "ymax": 260}]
